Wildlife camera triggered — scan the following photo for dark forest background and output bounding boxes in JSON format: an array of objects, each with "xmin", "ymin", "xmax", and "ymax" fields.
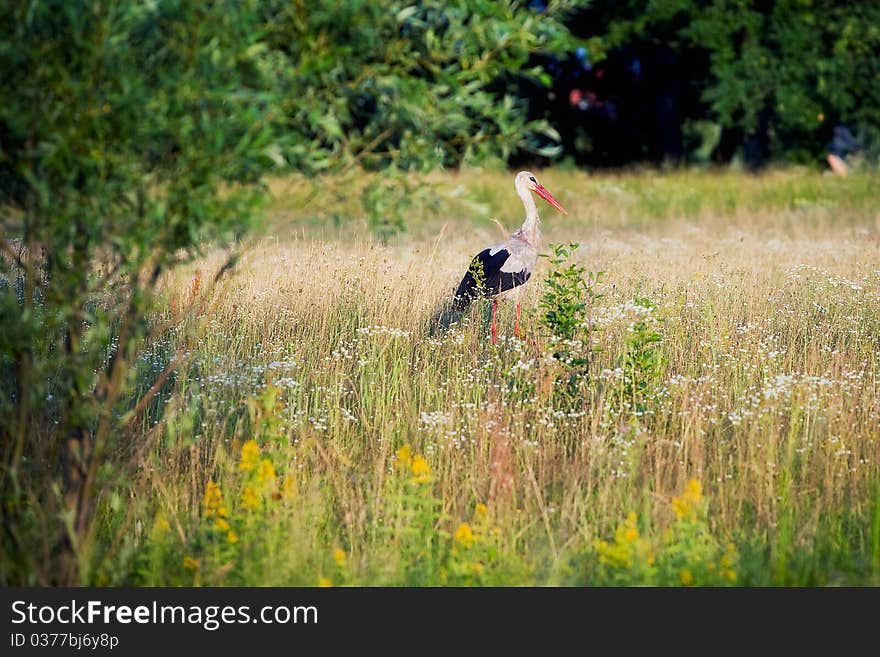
[{"xmin": 523, "ymin": 0, "xmax": 879, "ymax": 169}]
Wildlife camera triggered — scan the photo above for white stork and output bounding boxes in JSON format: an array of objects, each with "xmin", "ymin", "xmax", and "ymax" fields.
[{"xmin": 453, "ymin": 170, "xmax": 568, "ymax": 344}]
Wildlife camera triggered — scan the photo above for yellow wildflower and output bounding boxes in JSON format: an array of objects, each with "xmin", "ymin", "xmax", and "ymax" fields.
[
  {"xmin": 720, "ymin": 543, "xmax": 737, "ymax": 568},
  {"xmin": 622, "ymin": 512, "xmax": 640, "ymax": 542},
  {"xmin": 396, "ymin": 444, "xmax": 413, "ymax": 468},
  {"xmin": 182, "ymin": 556, "xmax": 200, "ymax": 572},
  {"xmin": 672, "ymin": 479, "xmax": 703, "ymax": 520},
  {"xmin": 594, "ymin": 538, "xmax": 630, "ymax": 568},
  {"xmin": 617, "ymin": 512, "xmax": 640, "ymax": 544},
  {"xmin": 474, "ymin": 503, "xmax": 489, "ymax": 523},
  {"xmin": 257, "ymin": 458, "xmax": 276, "ymax": 488},
  {"xmin": 240, "ymin": 440, "xmax": 260, "ymax": 472},
  {"xmin": 202, "ymin": 481, "xmax": 227, "ymax": 518},
  {"xmin": 680, "ymin": 569, "xmax": 694, "ymax": 586},
  {"xmin": 281, "ymin": 474, "xmax": 297, "ymax": 503},
  {"xmin": 152, "ymin": 515, "xmax": 171, "ymax": 536},
  {"xmin": 332, "ymin": 548, "xmax": 347, "ymax": 568},
  {"xmin": 720, "ymin": 543, "xmax": 738, "ymax": 582},
  {"xmin": 318, "ymin": 577, "xmax": 332, "ymax": 587},
  {"xmin": 410, "ymin": 455, "xmax": 432, "ymax": 484},
  {"xmin": 454, "ymin": 523, "xmax": 475, "ymax": 548},
  {"xmin": 227, "ymin": 530, "xmax": 239, "ymax": 544},
  {"xmin": 241, "ymin": 484, "xmax": 259, "ymax": 511},
  {"xmin": 594, "ymin": 512, "xmax": 654, "ymax": 570},
  {"xmin": 472, "ymin": 562, "xmax": 484, "ymax": 575},
  {"xmin": 214, "ymin": 517, "xmax": 230, "ymax": 532}
]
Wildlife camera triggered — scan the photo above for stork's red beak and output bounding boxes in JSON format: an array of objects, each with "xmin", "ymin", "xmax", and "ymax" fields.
[{"xmin": 534, "ymin": 184, "xmax": 568, "ymax": 214}]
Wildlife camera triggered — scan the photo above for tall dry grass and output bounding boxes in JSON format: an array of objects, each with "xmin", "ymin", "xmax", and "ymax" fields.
[{"xmin": 98, "ymin": 167, "xmax": 879, "ymax": 586}]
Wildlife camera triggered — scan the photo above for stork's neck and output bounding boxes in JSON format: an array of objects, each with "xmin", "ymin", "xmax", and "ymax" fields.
[{"xmin": 517, "ymin": 181, "xmax": 541, "ymax": 246}]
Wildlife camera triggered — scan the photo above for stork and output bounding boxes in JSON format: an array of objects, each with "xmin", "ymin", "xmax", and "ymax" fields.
[{"xmin": 453, "ymin": 171, "xmax": 568, "ymax": 344}]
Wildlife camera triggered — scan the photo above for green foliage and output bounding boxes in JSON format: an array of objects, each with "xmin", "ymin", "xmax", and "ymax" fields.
[
  {"xmin": 468, "ymin": 252, "xmax": 489, "ymax": 297},
  {"xmin": 594, "ymin": 1, "xmax": 880, "ymax": 160},
  {"xmin": 538, "ymin": 243, "xmax": 603, "ymax": 400},
  {"xmin": 689, "ymin": 1, "xmax": 880, "ymax": 146},
  {"xmin": 383, "ymin": 445, "xmax": 446, "ymax": 586},
  {"xmin": 540, "ymin": 243, "xmax": 593, "ymax": 343},
  {"xmin": 620, "ymin": 296, "xmax": 664, "ymax": 417},
  {"xmin": 360, "ymin": 170, "xmax": 444, "ymax": 243},
  {"xmin": 259, "ymin": 0, "xmax": 579, "ymax": 172}
]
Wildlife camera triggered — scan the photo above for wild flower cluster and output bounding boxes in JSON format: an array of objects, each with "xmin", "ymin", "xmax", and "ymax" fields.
[
  {"xmin": 202, "ymin": 481, "xmax": 237, "ymax": 544},
  {"xmin": 396, "ymin": 444, "xmax": 433, "ymax": 485},
  {"xmin": 592, "ymin": 479, "xmax": 739, "ymax": 586}
]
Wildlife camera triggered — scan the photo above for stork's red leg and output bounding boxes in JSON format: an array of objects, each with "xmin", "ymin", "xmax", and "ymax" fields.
[
  {"xmin": 491, "ymin": 299, "xmax": 498, "ymax": 345},
  {"xmin": 515, "ymin": 301, "xmax": 522, "ymax": 338}
]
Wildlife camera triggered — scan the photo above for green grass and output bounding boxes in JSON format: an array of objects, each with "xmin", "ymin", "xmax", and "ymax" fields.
[{"xmin": 77, "ymin": 167, "xmax": 880, "ymax": 586}]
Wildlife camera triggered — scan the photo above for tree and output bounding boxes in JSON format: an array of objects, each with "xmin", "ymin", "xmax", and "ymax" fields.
[
  {"xmin": 259, "ymin": 0, "xmax": 581, "ymax": 172},
  {"xmin": 0, "ymin": 0, "xmax": 282, "ymax": 583},
  {"xmin": 689, "ymin": 0, "xmax": 880, "ymax": 161},
  {"xmin": 571, "ymin": 0, "xmax": 880, "ymax": 164}
]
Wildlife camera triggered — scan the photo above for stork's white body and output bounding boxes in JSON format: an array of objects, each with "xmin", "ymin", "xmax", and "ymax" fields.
[
  {"xmin": 453, "ymin": 171, "xmax": 567, "ymax": 344},
  {"xmin": 490, "ymin": 209, "xmax": 542, "ymax": 299}
]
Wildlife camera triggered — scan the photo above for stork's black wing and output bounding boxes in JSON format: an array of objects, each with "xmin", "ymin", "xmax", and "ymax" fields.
[{"xmin": 453, "ymin": 247, "xmax": 530, "ymax": 311}]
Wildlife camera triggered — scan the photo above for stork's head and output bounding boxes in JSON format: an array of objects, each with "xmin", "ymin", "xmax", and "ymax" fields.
[{"xmin": 515, "ymin": 171, "xmax": 568, "ymax": 214}]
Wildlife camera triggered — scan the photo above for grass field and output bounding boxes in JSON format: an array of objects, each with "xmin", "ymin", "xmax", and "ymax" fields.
[{"xmin": 94, "ymin": 167, "xmax": 879, "ymax": 586}]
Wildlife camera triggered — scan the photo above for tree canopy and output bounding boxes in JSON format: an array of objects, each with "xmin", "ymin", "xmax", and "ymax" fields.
[{"xmin": 576, "ymin": 0, "xmax": 880, "ymax": 164}]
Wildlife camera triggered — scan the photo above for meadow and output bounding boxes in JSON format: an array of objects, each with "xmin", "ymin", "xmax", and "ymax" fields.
[{"xmin": 97, "ymin": 167, "xmax": 879, "ymax": 586}]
